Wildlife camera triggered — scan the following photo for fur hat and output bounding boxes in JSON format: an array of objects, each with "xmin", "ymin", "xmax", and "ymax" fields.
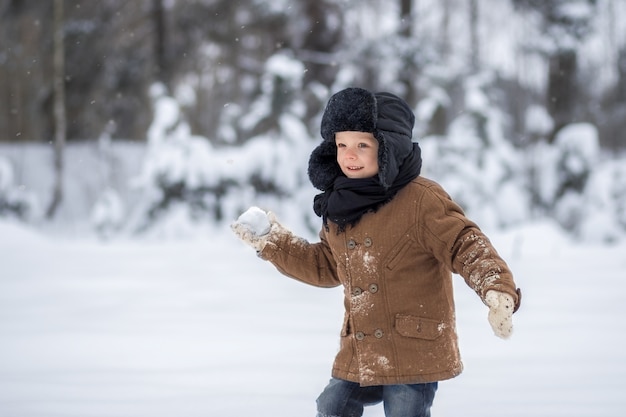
[{"xmin": 308, "ymin": 87, "xmax": 416, "ymax": 190}]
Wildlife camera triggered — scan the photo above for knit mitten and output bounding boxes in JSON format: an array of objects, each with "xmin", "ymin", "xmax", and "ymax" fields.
[{"xmin": 485, "ymin": 290, "xmax": 515, "ymax": 339}]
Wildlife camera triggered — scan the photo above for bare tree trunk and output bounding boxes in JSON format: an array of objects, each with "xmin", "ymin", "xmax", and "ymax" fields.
[
  {"xmin": 152, "ymin": 0, "xmax": 169, "ymax": 87},
  {"xmin": 400, "ymin": 0, "xmax": 412, "ymax": 38},
  {"xmin": 439, "ymin": 0, "xmax": 451, "ymax": 61},
  {"xmin": 46, "ymin": 0, "xmax": 66, "ymax": 219},
  {"xmin": 547, "ymin": 49, "xmax": 577, "ymax": 142},
  {"xmin": 399, "ymin": 0, "xmax": 417, "ymax": 106},
  {"xmin": 469, "ymin": 0, "xmax": 480, "ymax": 73}
]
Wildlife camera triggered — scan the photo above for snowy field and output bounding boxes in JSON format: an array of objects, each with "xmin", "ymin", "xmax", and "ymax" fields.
[{"xmin": 1, "ymin": 219, "xmax": 625, "ymax": 417}]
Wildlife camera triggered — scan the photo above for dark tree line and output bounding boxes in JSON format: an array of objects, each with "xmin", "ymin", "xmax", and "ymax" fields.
[{"xmin": 1, "ymin": 0, "xmax": 625, "ymax": 150}]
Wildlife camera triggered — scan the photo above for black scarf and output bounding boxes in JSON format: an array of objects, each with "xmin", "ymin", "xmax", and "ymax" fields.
[{"xmin": 313, "ymin": 143, "xmax": 422, "ymax": 231}]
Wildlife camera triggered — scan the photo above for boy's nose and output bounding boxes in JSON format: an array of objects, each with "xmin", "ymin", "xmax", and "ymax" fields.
[{"xmin": 345, "ymin": 148, "xmax": 357, "ymax": 159}]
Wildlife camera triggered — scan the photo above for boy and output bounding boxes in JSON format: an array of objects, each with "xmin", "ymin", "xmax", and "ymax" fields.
[{"xmin": 232, "ymin": 87, "xmax": 521, "ymax": 417}]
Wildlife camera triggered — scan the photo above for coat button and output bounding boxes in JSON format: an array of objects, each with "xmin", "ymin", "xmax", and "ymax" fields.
[
  {"xmin": 355, "ymin": 331, "xmax": 365, "ymax": 341},
  {"xmin": 347, "ymin": 239, "xmax": 356, "ymax": 250},
  {"xmin": 364, "ymin": 237, "xmax": 372, "ymax": 247},
  {"xmin": 352, "ymin": 287, "xmax": 363, "ymax": 296},
  {"xmin": 374, "ymin": 329, "xmax": 384, "ymax": 339},
  {"xmin": 368, "ymin": 284, "xmax": 378, "ymax": 294}
]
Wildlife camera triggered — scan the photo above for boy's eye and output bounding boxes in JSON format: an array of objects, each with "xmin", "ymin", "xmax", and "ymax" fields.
[
  {"xmin": 358, "ymin": 143, "xmax": 369, "ymax": 148},
  {"xmin": 337, "ymin": 143, "xmax": 346, "ymax": 148}
]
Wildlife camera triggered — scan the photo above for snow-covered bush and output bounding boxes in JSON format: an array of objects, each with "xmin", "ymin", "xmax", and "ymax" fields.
[
  {"xmin": 549, "ymin": 124, "xmax": 598, "ymax": 229},
  {"xmin": 128, "ymin": 54, "xmax": 319, "ymax": 237},
  {"xmin": 420, "ymin": 72, "xmax": 530, "ymax": 230},
  {"xmin": 511, "ymin": 121, "xmax": 626, "ymax": 242},
  {"xmin": 527, "ymin": 123, "xmax": 614, "ymax": 238},
  {"xmin": 574, "ymin": 158, "xmax": 626, "ymax": 243},
  {"xmin": 0, "ymin": 156, "xmax": 40, "ymax": 222},
  {"xmin": 417, "ymin": 66, "xmax": 626, "ymax": 243},
  {"xmin": 554, "ymin": 124, "xmax": 598, "ymax": 197},
  {"xmin": 129, "ymin": 84, "xmax": 235, "ymax": 233},
  {"xmin": 91, "ymin": 188, "xmax": 125, "ymax": 240}
]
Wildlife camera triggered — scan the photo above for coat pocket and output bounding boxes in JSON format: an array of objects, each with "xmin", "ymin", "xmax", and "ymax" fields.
[
  {"xmin": 385, "ymin": 240, "xmax": 412, "ymax": 271},
  {"xmin": 394, "ymin": 314, "xmax": 444, "ymax": 341}
]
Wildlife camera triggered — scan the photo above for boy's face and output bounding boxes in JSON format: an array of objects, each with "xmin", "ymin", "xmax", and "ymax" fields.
[{"xmin": 335, "ymin": 131, "xmax": 379, "ymax": 179}]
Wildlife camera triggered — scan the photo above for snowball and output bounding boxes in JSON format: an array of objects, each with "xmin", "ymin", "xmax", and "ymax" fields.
[{"xmin": 236, "ymin": 206, "xmax": 271, "ymax": 236}]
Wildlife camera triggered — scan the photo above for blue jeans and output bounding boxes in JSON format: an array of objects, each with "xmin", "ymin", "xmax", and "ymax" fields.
[{"xmin": 316, "ymin": 378, "xmax": 438, "ymax": 417}]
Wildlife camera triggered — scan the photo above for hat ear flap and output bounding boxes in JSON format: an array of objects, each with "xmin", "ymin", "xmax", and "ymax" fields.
[
  {"xmin": 375, "ymin": 131, "xmax": 392, "ymax": 189},
  {"xmin": 308, "ymin": 141, "xmax": 342, "ymax": 191}
]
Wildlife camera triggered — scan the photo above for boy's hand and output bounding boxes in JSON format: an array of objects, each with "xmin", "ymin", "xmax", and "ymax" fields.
[{"xmin": 485, "ymin": 290, "xmax": 514, "ymax": 339}]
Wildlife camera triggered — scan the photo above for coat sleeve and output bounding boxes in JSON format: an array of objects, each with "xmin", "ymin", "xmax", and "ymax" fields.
[
  {"xmin": 416, "ymin": 183, "xmax": 521, "ymax": 310},
  {"xmin": 258, "ymin": 228, "xmax": 341, "ymax": 288}
]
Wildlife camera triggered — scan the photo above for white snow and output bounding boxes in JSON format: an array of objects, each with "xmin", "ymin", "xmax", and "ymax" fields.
[{"xmin": 1, "ymin": 218, "xmax": 625, "ymax": 417}]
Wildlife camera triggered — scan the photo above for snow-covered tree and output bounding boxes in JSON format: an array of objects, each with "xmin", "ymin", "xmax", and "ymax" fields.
[
  {"xmin": 421, "ymin": 71, "xmax": 530, "ymax": 230},
  {"xmin": 512, "ymin": 0, "xmax": 598, "ymax": 138},
  {"xmin": 128, "ymin": 54, "xmax": 319, "ymax": 237}
]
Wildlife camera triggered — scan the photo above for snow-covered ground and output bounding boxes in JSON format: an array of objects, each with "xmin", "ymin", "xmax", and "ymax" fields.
[{"xmin": 1, "ymin": 218, "xmax": 624, "ymax": 417}]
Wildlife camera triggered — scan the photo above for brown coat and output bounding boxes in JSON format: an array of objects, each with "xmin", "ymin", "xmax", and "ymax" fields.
[{"xmin": 260, "ymin": 176, "xmax": 520, "ymax": 386}]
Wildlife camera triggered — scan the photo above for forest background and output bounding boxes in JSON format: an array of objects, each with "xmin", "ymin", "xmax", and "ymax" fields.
[{"xmin": 1, "ymin": 0, "xmax": 626, "ymax": 242}]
